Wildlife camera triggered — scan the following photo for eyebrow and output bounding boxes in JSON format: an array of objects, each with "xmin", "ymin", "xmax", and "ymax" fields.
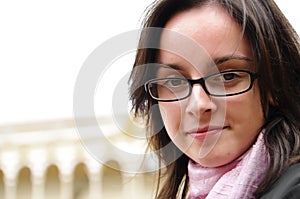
[
  {"xmin": 157, "ymin": 63, "xmax": 184, "ymax": 71},
  {"xmin": 213, "ymin": 55, "xmax": 253, "ymax": 65},
  {"xmin": 158, "ymin": 55, "xmax": 253, "ymax": 71}
]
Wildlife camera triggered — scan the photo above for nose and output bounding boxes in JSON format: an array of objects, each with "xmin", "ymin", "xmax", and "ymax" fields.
[{"xmin": 185, "ymin": 84, "xmax": 217, "ymax": 117}]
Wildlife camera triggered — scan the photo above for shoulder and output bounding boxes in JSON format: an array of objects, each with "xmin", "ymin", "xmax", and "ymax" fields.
[{"xmin": 260, "ymin": 163, "xmax": 300, "ymax": 199}]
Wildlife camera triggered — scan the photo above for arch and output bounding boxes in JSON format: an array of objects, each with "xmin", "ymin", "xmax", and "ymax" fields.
[
  {"xmin": 45, "ymin": 164, "xmax": 60, "ymax": 199},
  {"xmin": 17, "ymin": 167, "xmax": 32, "ymax": 199},
  {"xmin": 73, "ymin": 162, "xmax": 89, "ymax": 199},
  {"xmin": 101, "ymin": 160, "xmax": 123, "ymax": 198}
]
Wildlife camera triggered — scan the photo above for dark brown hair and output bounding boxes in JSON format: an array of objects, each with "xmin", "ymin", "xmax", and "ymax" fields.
[{"xmin": 130, "ymin": 0, "xmax": 300, "ymax": 198}]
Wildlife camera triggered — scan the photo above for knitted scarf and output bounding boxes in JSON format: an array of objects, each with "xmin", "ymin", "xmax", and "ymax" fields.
[{"xmin": 188, "ymin": 133, "xmax": 269, "ymax": 199}]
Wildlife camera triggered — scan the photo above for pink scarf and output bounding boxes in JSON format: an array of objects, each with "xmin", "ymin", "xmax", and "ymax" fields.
[{"xmin": 188, "ymin": 133, "xmax": 269, "ymax": 199}]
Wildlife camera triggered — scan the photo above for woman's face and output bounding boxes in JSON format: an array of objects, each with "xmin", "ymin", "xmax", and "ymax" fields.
[{"xmin": 156, "ymin": 5, "xmax": 264, "ymax": 167}]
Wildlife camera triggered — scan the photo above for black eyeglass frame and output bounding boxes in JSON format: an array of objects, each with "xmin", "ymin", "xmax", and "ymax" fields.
[{"xmin": 144, "ymin": 69, "xmax": 259, "ymax": 102}]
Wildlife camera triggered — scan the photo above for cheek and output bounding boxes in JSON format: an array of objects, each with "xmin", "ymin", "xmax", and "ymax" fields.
[
  {"xmin": 158, "ymin": 102, "xmax": 183, "ymax": 136},
  {"xmin": 226, "ymin": 89, "xmax": 264, "ymax": 130}
]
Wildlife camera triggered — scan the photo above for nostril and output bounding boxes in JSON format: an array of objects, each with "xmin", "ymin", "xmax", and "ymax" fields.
[{"xmin": 185, "ymin": 85, "xmax": 216, "ymax": 117}]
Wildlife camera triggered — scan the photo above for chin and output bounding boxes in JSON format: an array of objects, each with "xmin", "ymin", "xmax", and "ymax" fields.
[{"xmin": 191, "ymin": 152, "xmax": 237, "ymax": 168}]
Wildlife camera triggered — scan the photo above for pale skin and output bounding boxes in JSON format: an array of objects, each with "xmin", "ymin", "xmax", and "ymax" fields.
[{"xmin": 157, "ymin": 4, "xmax": 264, "ymax": 167}]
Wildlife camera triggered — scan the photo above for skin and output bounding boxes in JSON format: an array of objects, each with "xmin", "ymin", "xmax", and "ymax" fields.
[{"xmin": 157, "ymin": 4, "xmax": 264, "ymax": 167}]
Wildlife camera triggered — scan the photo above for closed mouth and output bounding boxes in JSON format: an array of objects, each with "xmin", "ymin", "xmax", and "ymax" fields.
[
  {"xmin": 186, "ymin": 126, "xmax": 228, "ymax": 136},
  {"xmin": 187, "ymin": 126, "xmax": 228, "ymax": 140}
]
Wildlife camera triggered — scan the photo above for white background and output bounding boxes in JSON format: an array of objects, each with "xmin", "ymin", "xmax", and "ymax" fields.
[{"xmin": 0, "ymin": 0, "xmax": 299, "ymax": 125}]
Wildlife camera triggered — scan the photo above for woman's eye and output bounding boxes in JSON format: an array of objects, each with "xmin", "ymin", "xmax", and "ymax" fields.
[
  {"xmin": 167, "ymin": 79, "xmax": 184, "ymax": 87},
  {"xmin": 222, "ymin": 73, "xmax": 238, "ymax": 81},
  {"xmin": 208, "ymin": 72, "xmax": 241, "ymax": 84}
]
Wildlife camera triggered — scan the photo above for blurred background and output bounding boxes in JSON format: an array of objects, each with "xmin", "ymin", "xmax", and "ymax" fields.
[{"xmin": 0, "ymin": 0, "xmax": 299, "ymax": 198}]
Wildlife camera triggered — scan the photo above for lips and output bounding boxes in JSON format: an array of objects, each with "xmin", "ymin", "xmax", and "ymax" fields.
[{"xmin": 186, "ymin": 126, "xmax": 226, "ymax": 140}]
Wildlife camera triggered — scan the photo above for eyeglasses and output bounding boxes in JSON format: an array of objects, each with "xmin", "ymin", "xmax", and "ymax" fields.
[{"xmin": 144, "ymin": 69, "xmax": 258, "ymax": 102}]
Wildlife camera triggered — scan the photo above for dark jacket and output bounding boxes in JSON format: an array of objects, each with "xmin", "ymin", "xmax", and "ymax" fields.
[{"xmin": 260, "ymin": 163, "xmax": 300, "ymax": 199}]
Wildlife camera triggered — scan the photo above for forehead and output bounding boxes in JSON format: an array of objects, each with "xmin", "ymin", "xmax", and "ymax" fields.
[
  {"xmin": 164, "ymin": 4, "xmax": 235, "ymax": 37},
  {"xmin": 158, "ymin": 4, "xmax": 252, "ymax": 70}
]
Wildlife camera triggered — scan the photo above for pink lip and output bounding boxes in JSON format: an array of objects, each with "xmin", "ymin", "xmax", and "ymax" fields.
[{"xmin": 187, "ymin": 126, "xmax": 225, "ymax": 141}]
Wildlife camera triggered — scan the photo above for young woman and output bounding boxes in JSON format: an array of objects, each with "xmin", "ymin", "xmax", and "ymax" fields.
[{"xmin": 130, "ymin": 0, "xmax": 300, "ymax": 198}]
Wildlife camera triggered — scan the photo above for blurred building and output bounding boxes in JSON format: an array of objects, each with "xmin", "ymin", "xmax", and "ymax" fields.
[{"xmin": 0, "ymin": 117, "xmax": 157, "ymax": 199}]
